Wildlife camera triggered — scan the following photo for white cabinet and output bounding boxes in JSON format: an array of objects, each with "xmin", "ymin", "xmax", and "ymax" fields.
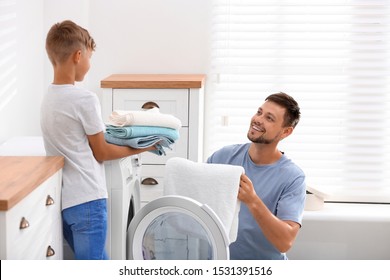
[
  {"xmin": 101, "ymin": 74, "xmax": 205, "ymax": 206},
  {"xmin": 0, "ymin": 156, "xmax": 64, "ymax": 260}
]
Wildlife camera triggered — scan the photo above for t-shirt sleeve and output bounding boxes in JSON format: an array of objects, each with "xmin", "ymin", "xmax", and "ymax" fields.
[
  {"xmin": 276, "ymin": 174, "xmax": 306, "ymax": 225},
  {"xmin": 78, "ymin": 93, "xmax": 106, "ymax": 136},
  {"xmin": 206, "ymin": 153, "xmax": 215, "ymax": 163},
  {"xmin": 206, "ymin": 145, "xmax": 233, "ymax": 164}
]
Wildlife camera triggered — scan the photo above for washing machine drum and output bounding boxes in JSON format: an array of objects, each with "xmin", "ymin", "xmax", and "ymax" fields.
[{"xmin": 127, "ymin": 195, "xmax": 230, "ymax": 260}]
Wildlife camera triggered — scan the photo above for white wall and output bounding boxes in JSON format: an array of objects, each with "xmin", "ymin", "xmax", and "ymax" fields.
[
  {"xmin": 0, "ymin": 0, "xmax": 44, "ymax": 143},
  {"xmin": 0, "ymin": 0, "xmax": 211, "ymax": 144},
  {"xmin": 88, "ymin": 0, "xmax": 211, "ymax": 88}
]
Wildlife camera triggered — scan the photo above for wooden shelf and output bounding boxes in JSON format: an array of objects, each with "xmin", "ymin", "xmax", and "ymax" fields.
[{"xmin": 101, "ymin": 74, "xmax": 205, "ymax": 89}]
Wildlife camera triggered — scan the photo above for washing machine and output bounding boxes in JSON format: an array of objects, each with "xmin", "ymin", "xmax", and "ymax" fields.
[
  {"xmin": 105, "ymin": 156, "xmax": 231, "ymax": 260},
  {"xmin": 127, "ymin": 195, "xmax": 230, "ymax": 260},
  {"xmin": 104, "ymin": 155, "xmax": 141, "ymax": 259}
]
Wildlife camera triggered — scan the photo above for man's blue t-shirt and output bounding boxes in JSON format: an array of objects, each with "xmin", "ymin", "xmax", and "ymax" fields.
[{"xmin": 207, "ymin": 143, "xmax": 306, "ymax": 260}]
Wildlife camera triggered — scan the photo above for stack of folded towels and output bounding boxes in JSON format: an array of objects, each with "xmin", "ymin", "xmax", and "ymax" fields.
[{"xmin": 104, "ymin": 107, "xmax": 181, "ymax": 156}]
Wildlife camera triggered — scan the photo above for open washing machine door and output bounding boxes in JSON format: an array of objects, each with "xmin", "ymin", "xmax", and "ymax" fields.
[{"xmin": 127, "ymin": 195, "xmax": 229, "ymax": 260}]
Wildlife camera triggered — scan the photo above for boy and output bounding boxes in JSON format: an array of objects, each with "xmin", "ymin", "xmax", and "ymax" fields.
[{"xmin": 41, "ymin": 20, "xmax": 156, "ymax": 259}]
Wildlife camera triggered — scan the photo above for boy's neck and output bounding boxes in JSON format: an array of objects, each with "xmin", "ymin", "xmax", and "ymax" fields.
[
  {"xmin": 53, "ymin": 79, "xmax": 74, "ymax": 85},
  {"xmin": 52, "ymin": 64, "xmax": 76, "ymax": 85}
]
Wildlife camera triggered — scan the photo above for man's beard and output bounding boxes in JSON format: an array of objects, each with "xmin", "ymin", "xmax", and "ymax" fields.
[{"xmin": 247, "ymin": 131, "xmax": 280, "ymax": 144}]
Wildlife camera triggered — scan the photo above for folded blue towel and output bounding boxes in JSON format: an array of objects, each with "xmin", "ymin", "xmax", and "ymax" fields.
[
  {"xmin": 104, "ymin": 133, "xmax": 174, "ymax": 156},
  {"xmin": 106, "ymin": 125, "xmax": 179, "ymax": 140}
]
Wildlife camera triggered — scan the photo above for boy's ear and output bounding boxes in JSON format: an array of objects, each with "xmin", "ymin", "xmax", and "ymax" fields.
[{"xmin": 72, "ymin": 50, "xmax": 82, "ymax": 63}]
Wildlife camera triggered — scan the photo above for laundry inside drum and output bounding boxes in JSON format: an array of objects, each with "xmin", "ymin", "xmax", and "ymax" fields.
[{"xmin": 142, "ymin": 212, "xmax": 213, "ymax": 260}]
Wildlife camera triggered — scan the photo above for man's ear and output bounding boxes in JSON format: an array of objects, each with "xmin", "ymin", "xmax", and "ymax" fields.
[
  {"xmin": 281, "ymin": 126, "xmax": 293, "ymax": 140},
  {"xmin": 72, "ymin": 50, "xmax": 82, "ymax": 63}
]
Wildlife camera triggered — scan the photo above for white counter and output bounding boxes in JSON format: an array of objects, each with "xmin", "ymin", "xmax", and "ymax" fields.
[
  {"xmin": 0, "ymin": 136, "xmax": 45, "ymax": 156},
  {"xmin": 288, "ymin": 202, "xmax": 390, "ymax": 260}
]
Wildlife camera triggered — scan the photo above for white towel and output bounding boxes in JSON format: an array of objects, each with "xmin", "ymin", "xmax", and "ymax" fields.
[
  {"xmin": 163, "ymin": 157, "xmax": 244, "ymax": 243},
  {"xmin": 108, "ymin": 107, "xmax": 182, "ymax": 130}
]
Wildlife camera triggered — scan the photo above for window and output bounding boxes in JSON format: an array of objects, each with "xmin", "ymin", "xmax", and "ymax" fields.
[
  {"xmin": 206, "ymin": 0, "xmax": 390, "ymax": 202},
  {"xmin": 0, "ymin": 0, "xmax": 17, "ymax": 111}
]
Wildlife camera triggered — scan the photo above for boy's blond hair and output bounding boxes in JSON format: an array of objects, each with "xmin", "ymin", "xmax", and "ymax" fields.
[{"xmin": 46, "ymin": 20, "xmax": 96, "ymax": 66}]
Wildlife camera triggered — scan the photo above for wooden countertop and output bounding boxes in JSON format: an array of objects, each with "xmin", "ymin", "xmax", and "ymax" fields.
[
  {"xmin": 100, "ymin": 74, "xmax": 206, "ymax": 89},
  {"xmin": 0, "ymin": 156, "xmax": 64, "ymax": 211}
]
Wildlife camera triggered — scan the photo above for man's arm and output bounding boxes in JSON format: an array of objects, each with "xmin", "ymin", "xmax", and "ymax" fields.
[{"xmin": 238, "ymin": 173, "xmax": 301, "ymax": 253}]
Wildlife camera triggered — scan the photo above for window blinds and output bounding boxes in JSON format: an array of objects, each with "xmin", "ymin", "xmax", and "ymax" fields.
[
  {"xmin": 206, "ymin": 0, "xmax": 390, "ymax": 197},
  {"xmin": 0, "ymin": 0, "xmax": 17, "ymax": 111}
]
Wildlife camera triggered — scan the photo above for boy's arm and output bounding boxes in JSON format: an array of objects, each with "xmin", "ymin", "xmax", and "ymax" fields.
[{"xmin": 87, "ymin": 131, "xmax": 156, "ymax": 162}]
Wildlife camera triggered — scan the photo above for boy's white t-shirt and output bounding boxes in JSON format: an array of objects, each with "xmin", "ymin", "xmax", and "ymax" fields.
[{"xmin": 40, "ymin": 84, "xmax": 107, "ymax": 210}]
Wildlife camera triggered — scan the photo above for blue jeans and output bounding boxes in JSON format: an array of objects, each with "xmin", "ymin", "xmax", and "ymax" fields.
[{"xmin": 62, "ymin": 199, "xmax": 109, "ymax": 260}]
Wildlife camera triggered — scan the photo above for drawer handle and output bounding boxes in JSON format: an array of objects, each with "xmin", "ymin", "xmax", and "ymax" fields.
[
  {"xmin": 19, "ymin": 217, "xmax": 30, "ymax": 229},
  {"xmin": 46, "ymin": 195, "xmax": 55, "ymax": 206},
  {"xmin": 46, "ymin": 246, "xmax": 55, "ymax": 257},
  {"xmin": 141, "ymin": 177, "xmax": 159, "ymax": 185},
  {"xmin": 141, "ymin": 101, "xmax": 160, "ymax": 110}
]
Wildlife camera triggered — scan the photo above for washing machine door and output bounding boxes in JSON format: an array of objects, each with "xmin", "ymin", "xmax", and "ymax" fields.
[{"xmin": 127, "ymin": 195, "xmax": 229, "ymax": 260}]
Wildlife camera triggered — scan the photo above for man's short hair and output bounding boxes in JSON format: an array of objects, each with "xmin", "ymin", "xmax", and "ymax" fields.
[{"xmin": 265, "ymin": 92, "xmax": 301, "ymax": 128}]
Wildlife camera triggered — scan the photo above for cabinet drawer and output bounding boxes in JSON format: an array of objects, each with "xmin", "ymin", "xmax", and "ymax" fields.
[
  {"xmin": 2, "ymin": 172, "xmax": 61, "ymax": 258},
  {"xmin": 112, "ymin": 89, "xmax": 189, "ymax": 126},
  {"xmin": 10, "ymin": 217, "xmax": 62, "ymax": 260},
  {"xmin": 139, "ymin": 127, "xmax": 188, "ymax": 165},
  {"xmin": 140, "ymin": 165, "xmax": 165, "ymax": 206}
]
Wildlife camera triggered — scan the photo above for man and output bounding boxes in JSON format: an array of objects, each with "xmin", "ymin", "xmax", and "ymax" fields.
[{"xmin": 207, "ymin": 92, "xmax": 306, "ymax": 260}]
